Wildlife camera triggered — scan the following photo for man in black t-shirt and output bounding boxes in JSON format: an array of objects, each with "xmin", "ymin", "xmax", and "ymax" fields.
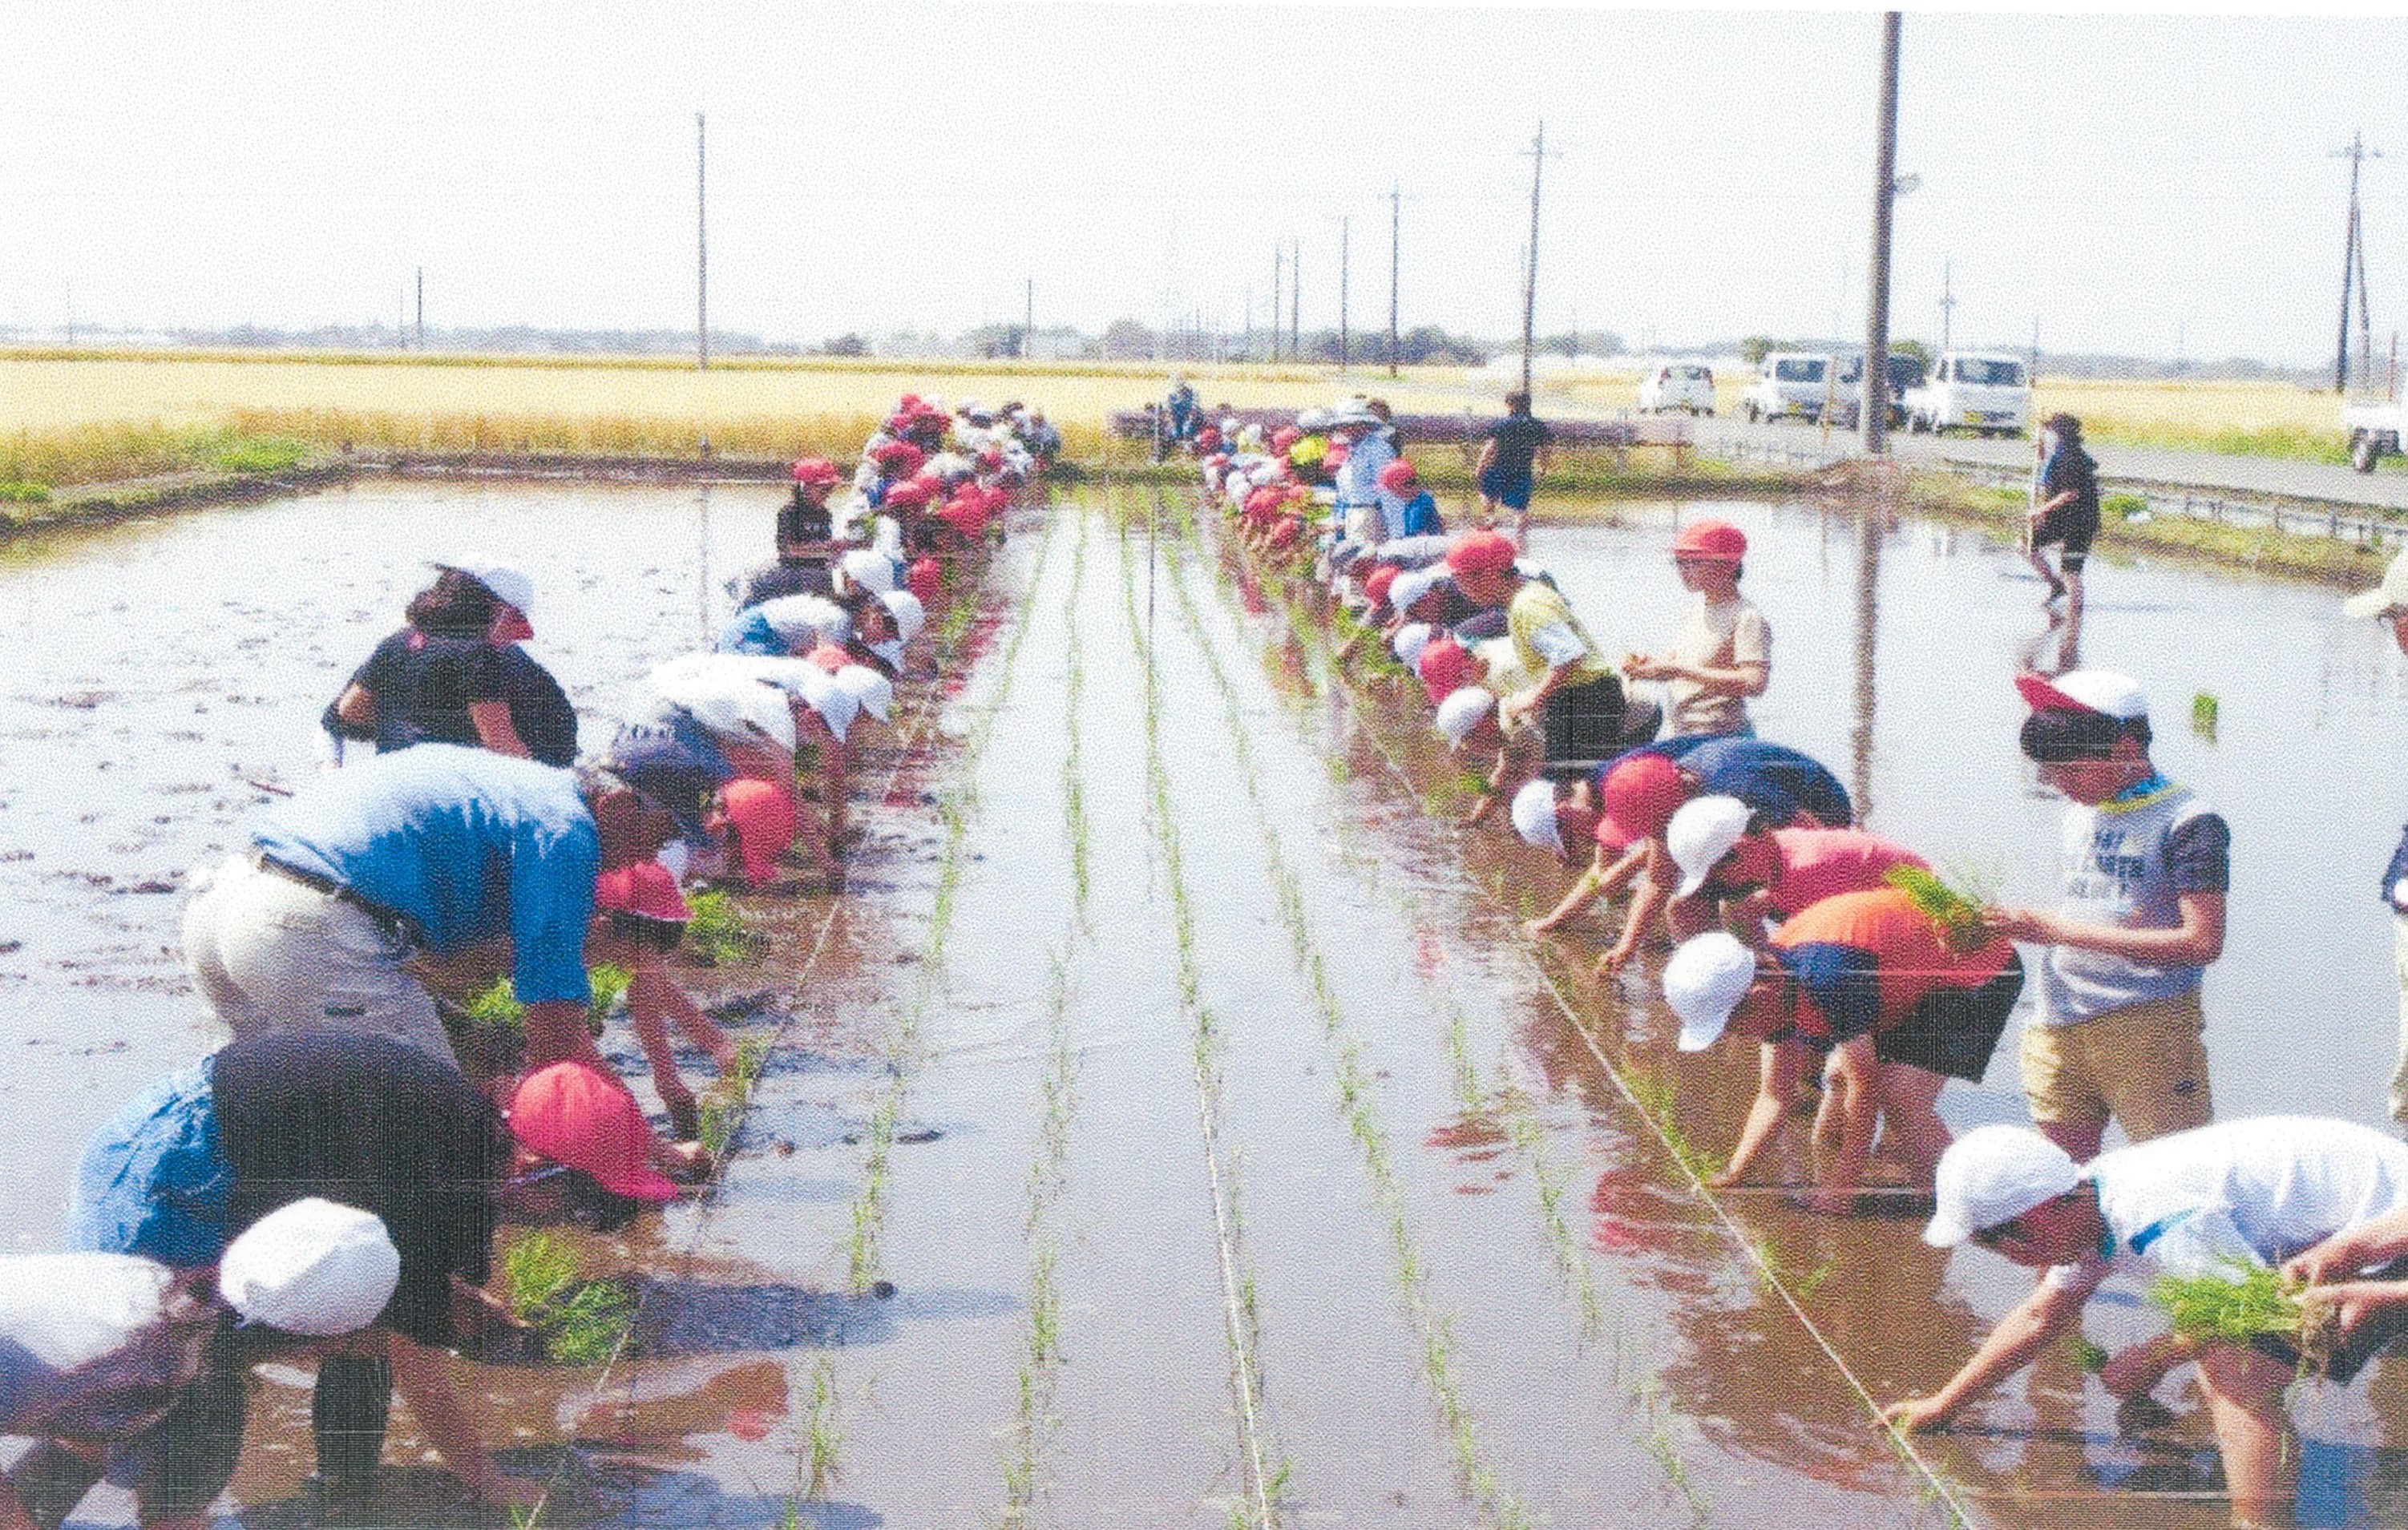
[
  {"xmin": 2026, "ymin": 412, "xmax": 2102, "ymax": 605},
  {"xmin": 1475, "ymin": 390, "xmax": 1553, "ymax": 547}
]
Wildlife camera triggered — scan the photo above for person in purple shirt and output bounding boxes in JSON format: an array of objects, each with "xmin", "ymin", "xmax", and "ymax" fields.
[{"xmin": 180, "ymin": 744, "xmax": 677, "ymax": 1072}]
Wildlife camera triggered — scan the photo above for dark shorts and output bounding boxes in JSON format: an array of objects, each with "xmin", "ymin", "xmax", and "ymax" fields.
[
  {"xmin": 1478, "ymin": 466, "xmax": 1534, "ymax": 511},
  {"xmin": 1875, "ymin": 952, "xmax": 2024, "ymax": 1083},
  {"xmin": 1540, "ymin": 674, "xmax": 1626, "ymax": 765},
  {"xmin": 2032, "ymin": 507, "xmax": 2100, "ymax": 570}
]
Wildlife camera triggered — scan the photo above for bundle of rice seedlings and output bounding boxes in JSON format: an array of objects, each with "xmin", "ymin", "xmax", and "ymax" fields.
[
  {"xmin": 500, "ymin": 1231, "xmax": 638, "ymax": 1367},
  {"xmin": 463, "ymin": 962, "xmax": 631, "ymax": 1035},
  {"xmin": 2148, "ymin": 1261, "xmax": 2307, "ymax": 1347},
  {"xmin": 684, "ymin": 890, "xmax": 765, "ymax": 967},
  {"xmin": 1884, "ymin": 864, "xmax": 1994, "ymax": 954},
  {"xmin": 463, "ymin": 976, "xmax": 526, "ymax": 1030}
]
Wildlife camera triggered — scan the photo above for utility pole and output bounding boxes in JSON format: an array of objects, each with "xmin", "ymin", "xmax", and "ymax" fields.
[
  {"xmin": 1272, "ymin": 245, "xmax": 1284, "ymax": 361},
  {"xmin": 414, "ymin": 266, "xmax": 424, "ymax": 350},
  {"xmin": 1338, "ymin": 216, "xmax": 1351, "ymax": 372},
  {"xmin": 1519, "ymin": 122, "xmax": 1554, "ymax": 396},
  {"xmin": 2030, "ymin": 316, "xmax": 2041, "ymax": 381},
  {"xmin": 696, "ymin": 112, "xmax": 709, "ymax": 371},
  {"xmin": 1938, "ymin": 259, "xmax": 1956, "ymax": 353},
  {"xmin": 1024, "ymin": 277, "xmax": 1034, "ymax": 359},
  {"xmin": 2337, "ymin": 131, "xmax": 2382, "ymax": 393},
  {"xmin": 1861, "ymin": 11, "xmax": 1902, "ymax": 455},
  {"xmin": 1388, "ymin": 181, "xmax": 1402, "ymax": 377},
  {"xmin": 1291, "ymin": 247, "xmax": 1303, "ymax": 361}
]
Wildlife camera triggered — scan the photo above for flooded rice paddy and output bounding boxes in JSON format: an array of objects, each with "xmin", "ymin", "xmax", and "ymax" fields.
[{"xmin": 5, "ymin": 477, "xmax": 2408, "ymax": 1526}]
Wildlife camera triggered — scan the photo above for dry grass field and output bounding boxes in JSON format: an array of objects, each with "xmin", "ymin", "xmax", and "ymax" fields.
[{"xmin": 0, "ymin": 348, "xmax": 2366, "ymax": 488}]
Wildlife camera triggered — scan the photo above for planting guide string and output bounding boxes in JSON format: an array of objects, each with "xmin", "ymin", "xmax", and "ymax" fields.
[
  {"xmin": 1114, "ymin": 501, "xmax": 1281, "ymax": 1530},
  {"xmin": 1150, "ymin": 519, "xmax": 1541, "ymax": 1528},
  {"xmin": 1175, "ymin": 494, "xmax": 1980, "ymax": 1530},
  {"xmin": 504, "ymin": 504, "xmax": 1057, "ymax": 1528},
  {"xmin": 1162, "ymin": 502, "xmax": 1712, "ymax": 1528}
]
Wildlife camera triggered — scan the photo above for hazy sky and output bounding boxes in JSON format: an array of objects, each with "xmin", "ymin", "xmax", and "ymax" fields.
[{"xmin": 6, "ymin": 3, "xmax": 2406, "ymax": 363}]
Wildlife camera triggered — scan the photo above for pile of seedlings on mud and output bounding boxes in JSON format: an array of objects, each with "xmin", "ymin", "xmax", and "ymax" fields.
[{"xmin": 500, "ymin": 1231, "xmax": 639, "ymax": 1367}]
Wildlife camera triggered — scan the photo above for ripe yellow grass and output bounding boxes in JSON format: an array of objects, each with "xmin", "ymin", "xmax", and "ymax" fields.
[{"xmin": 2032, "ymin": 377, "xmax": 2353, "ymax": 463}]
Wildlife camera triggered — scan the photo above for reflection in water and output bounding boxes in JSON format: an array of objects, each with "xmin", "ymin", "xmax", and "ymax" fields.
[{"xmin": 1849, "ymin": 505, "xmax": 1881, "ymax": 824}]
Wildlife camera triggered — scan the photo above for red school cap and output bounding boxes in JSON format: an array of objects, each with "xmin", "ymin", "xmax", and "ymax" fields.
[
  {"xmin": 1595, "ymin": 753, "xmax": 1689, "ymax": 850},
  {"xmin": 907, "ymin": 557, "xmax": 944, "ymax": 605},
  {"xmin": 1364, "ymin": 565, "xmax": 1400, "ymax": 609},
  {"xmin": 510, "ymin": 1064, "xmax": 679, "ymax": 1202},
  {"xmin": 1378, "ymin": 459, "xmax": 1419, "ymax": 493},
  {"xmin": 1671, "ymin": 519, "xmax": 1747, "ymax": 562},
  {"xmin": 790, "ymin": 457, "xmax": 840, "ymax": 487},
  {"xmin": 1418, "ymin": 635, "xmax": 1479, "ymax": 704},
  {"xmin": 594, "ymin": 859, "xmax": 691, "ymax": 924},
  {"xmin": 1445, "ymin": 530, "xmax": 1517, "ymax": 577}
]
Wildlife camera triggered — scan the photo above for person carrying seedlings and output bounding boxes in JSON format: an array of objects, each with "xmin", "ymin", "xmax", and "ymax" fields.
[
  {"xmin": 1662, "ymin": 886, "xmax": 2021, "ymax": 1203},
  {"xmin": 2026, "ymin": 412, "xmax": 2101, "ymax": 605},
  {"xmin": 60, "ymin": 1030, "xmax": 628, "ymax": 1518},
  {"xmin": 1989, "ymin": 670, "xmax": 2226, "ymax": 1160},
  {"xmin": 1518, "ymin": 737, "xmax": 1853, "ymax": 972},
  {"xmin": 1620, "ymin": 519, "xmax": 1769, "ymax": 741},
  {"xmin": 2, "ymin": 1198, "xmax": 405, "ymax": 1530},
  {"xmin": 2342, "ymin": 549, "xmax": 2408, "ymax": 1128},
  {"xmin": 322, "ymin": 559, "xmax": 562, "ymax": 766},
  {"xmin": 1474, "ymin": 390, "xmax": 1552, "ymax": 547},
  {"xmin": 1887, "ymin": 1118, "xmax": 2408, "ymax": 1528},
  {"xmin": 182, "ymin": 742, "xmax": 667, "ymax": 1071}
]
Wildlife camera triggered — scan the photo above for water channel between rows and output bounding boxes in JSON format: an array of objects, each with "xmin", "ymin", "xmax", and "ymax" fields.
[{"xmin": 3, "ymin": 478, "xmax": 2408, "ymax": 1527}]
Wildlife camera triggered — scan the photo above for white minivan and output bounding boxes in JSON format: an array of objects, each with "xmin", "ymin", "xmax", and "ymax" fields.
[
  {"xmin": 1638, "ymin": 361, "xmax": 1715, "ymax": 415},
  {"xmin": 1741, "ymin": 353, "xmax": 1834, "ymax": 424},
  {"xmin": 1904, "ymin": 353, "xmax": 2030, "ymax": 437}
]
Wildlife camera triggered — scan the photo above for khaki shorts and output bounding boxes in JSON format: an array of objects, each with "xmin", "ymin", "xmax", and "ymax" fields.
[{"xmin": 2020, "ymin": 989, "xmax": 2212, "ymax": 1144}]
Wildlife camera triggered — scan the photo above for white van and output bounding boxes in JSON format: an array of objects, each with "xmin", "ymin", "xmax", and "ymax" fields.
[
  {"xmin": 1638, "ymin": 362, "xmax": 1715, "ymax": 415},
  {"xmin": 1740, "ymin": 353, "xmax": 1834, "ymax": 424},
  {"xmin": 1904, "ymin": 353, "xmax": 2030, "ymax": 438}
]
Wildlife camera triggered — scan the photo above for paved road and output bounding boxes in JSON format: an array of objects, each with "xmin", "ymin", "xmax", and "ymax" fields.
[{"xmin": 1694, "ymin": 412, "xmax": 2408, "ymax": 511}]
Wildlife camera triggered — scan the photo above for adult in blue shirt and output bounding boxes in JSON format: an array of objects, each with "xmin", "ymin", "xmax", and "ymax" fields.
[{"xmin": 181, "ymin": 745, "xmax": 674, "ymax": 1072}]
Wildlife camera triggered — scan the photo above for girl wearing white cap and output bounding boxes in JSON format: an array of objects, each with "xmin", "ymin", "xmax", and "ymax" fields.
[{"xmin": 325, "ymin": 563, "xmax": 553, "ymax": 764}]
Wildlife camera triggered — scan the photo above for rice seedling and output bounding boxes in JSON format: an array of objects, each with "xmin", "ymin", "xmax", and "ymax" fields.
[
  {"xmin": 802, "ymin": 1358, "xmax": 842, "ymax": 1500},
  {"xmin": 499, "ymin": 1232, "xmax": 636, "ymax": 1366},
  {"xmin": 2071, "ymin": 1336, "xmax": 2111, "ymax": 1373},
  {"xmin": 1883, "ymin": 864, "xmax": 1994, "ymax": 955},
  {"xmin": 1116, "ymin": 516, "xmax": 1277, "ymax": 1528},
  {"xmin": 682, "ymin": 889, "xmax": 763, "ymax": 966},
  {"xmin": 2149, "ymin": 1261, "xmax": 2308, "ymax": 1346},
  {"xmin": 2192, "ymin": 690, "xmax": 2220, "ymax": 742}
]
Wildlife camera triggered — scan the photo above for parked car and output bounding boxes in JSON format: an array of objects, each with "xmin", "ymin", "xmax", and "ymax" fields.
[
  {"xmin": 1903, "ymin": 352, "xmax": 2030, "ymax": 437},
  {"xmin": 1740, "ymin": 353, "xmax": 1834, "ymax": 424},
  {"xmin": 1829, "ymin": 354, "xmax": 1929, "ymax": 431},
  {"xmin": 2345, "ymin": 395, "xmax": 2406, "ymax": 472},
  {"xmin": 1638, "ymin": 361, "xmax": 1715, "ymax": 415}
]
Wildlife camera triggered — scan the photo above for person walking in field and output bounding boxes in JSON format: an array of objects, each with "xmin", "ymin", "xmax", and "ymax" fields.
[
  {"xmin": 1986, "ymin": 671, "xmax": 2226, "ymax": 1160},
  {"xmin": 2026, "ymin": 413, "xmax": 2101, "ymax": 606},
  {"xmin": 1475, "ymin": 390, "xmax": 1552, "ymax": 547}
]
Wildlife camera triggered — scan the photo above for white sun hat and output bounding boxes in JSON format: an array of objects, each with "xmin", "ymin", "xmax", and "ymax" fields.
[
  {"xmin": 839, "ymin": 548, "xmax": 897, "ymax": 595},
  {"xmin": 1510, "ymin": 779, "xmax": 1563, "ymax": 853},
  {"xmin": 217, "ymin": 1199, "xmax": 402, "ymax": 1338},
  {"xmin": 2345, "ymin": 549, "xmax": 2408, "ymax": 619},
  {"xmin": 1667, "ymin": 796, "xmax": 1755, "ymax": 899},
  {"xmin": 1662, "ymin": 932, "xmax": 1760, "ymax": 1052},
  {"xmin": 2012, "ymin": 668, "xmax": 2147, "ymax": 721},
  {"xmin": 1924, "ymin": 1126, "xmax": 2083, "ymax": 1249},
  {"xmin": 434, "ymin": 557, "xmax": 535, "ymax": 619},
  {"xmin": 835, "ymin": 664, "xmax": 894, "ymax": 723},
  {"xmin": 1434, "ymin": 687, "xmax": 1496, "ymax": 748},
  {"xmin": 1392, "ymin": 621, "xmax": 1433, "ymax": 669},
  {"xmin": 880, "ymin": 589, "xmax": 927, "ymax": 644}
]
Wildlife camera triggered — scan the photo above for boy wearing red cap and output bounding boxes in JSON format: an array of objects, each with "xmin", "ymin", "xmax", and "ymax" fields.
[
  {"xmin": 1376, "ymin": 459, "xmax": 1443, "ymax": 538},
  {"xmin": 1444, "ymin": 530, "xmax": 1628, "ymax": 769},
  {"xmin": 1986, "ymin": 672, "xmax": 2226, "ymax": 1159},
  {"xmin": 1622, "ymin": 519, "xmax": 1768, "ymax": 741}
]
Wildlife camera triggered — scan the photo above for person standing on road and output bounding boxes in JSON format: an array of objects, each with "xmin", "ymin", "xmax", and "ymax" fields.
[
  {"xmin": 1475, "ymin": 390, "xmax": 1553, "ymax": 547},
  {"xmin": 2345, "ymin": 550, "xmax": 2408, "ymax": 1127},
  {"xmin": 2026, "ymin": 413, "xmax": 2101, "ymax": 606},
  {"xmin": 1986, "ymin": 671, "xmax": 2226, "ymax": 1161},
  {"xmin": 1621, "ymin": 519, "xmax": 1770, "ymax": 741}
]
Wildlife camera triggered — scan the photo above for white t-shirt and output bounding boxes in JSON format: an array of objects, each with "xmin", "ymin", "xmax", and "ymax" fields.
[
  {"xmin": 2044, "ymin": 1116, "xmax": 2408, "ymax": 1294},
  {"xmin": 1663, "ymin": 594, "xmax": 1770, "ymax": 737}
]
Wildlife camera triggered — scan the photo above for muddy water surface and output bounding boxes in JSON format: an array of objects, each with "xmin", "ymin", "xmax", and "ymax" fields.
[{"xmin": 10, "ymin": 479, "xmax": 2408, "ymax": 1527}]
